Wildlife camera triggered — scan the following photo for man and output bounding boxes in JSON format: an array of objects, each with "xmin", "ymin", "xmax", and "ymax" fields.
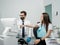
[{"xmin": 17, "ymin": 11, "xmax": 32, "ymax": 45}]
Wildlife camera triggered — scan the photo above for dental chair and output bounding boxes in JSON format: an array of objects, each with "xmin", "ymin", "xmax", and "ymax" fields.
[
  {"xmin": 33, "ymin": 27, "xmax": 39, "ymax": 39},
  {"xmin": 33, "ymin": 22, "xmax": 40, "ymax": 39},
  {"xmin": 0, "ymin": 18, "xmax": 18, "ymax": 45}
]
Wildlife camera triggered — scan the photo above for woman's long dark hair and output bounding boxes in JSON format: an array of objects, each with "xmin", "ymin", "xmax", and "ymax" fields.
[{"xmin": 41, "ymin": 13, "xmax": 51, "ymax": 32}]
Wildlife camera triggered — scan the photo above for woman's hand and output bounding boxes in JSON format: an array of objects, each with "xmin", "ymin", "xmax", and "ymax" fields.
[
  {"xmin": 34, "ymin": 39, "xmax": 40, "ymax": 44},
  {"xmin": 41, "ymin": 37, "xmax": 45, "ymax": 40},
  {"xmin": 41, "ymin": 30, "xmax": 52, "ymax": 40}
]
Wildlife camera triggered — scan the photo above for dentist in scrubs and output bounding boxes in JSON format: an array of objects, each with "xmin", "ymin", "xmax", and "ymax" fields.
[
  {"xmin": 17, "ymin": 11, "xmax": 32, "ymax": 44},
  {"xmin": 24, "ymin": 13, "xmax": 52, "ymax": 45}
]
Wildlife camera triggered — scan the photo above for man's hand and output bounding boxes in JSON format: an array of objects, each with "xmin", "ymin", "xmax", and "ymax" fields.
[
  {"xmin": 34, "ymin": 25, "xmax": 39, "ymax": 27},
  {"xmin": 34, "ymin": 39, "xmax": 40, "ymax": 44},
  {"xmin": 20, "ymin": 25, "xmax": 25, "ymax": 28}
]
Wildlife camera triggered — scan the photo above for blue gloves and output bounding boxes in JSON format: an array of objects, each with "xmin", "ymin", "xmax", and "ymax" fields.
[{"xmin": 26, "ymin": 37, "xmax": 31, "ymax": 43}]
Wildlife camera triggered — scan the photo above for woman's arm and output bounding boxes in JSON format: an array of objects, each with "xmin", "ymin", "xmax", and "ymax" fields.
[
  {"xmin": 25, "ymin": 24, "xmax": 39, "ymax": 28},
  {"xmin": 20, "ymin": 24, "xmax": 39, "ymax": 28},
  {"xmin": 20, "ymin": 22, "xmax": 40, "ymax": 28},
  {"xmin": 41, "ymin": 30, "xmax": 52, "ymax": 40},
  {"xmin": 25, "ymin": 25, "xmax": 34, "ymax": 28}
]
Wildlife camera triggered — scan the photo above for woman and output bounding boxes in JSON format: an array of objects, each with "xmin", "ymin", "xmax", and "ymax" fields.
[
  {"xmin": 33, "ymin": 13, "xmax": 52, "ymax": 45},
  {"xmin": 21, "ymin": 13, "xmax": 52, "ymax": 45}
]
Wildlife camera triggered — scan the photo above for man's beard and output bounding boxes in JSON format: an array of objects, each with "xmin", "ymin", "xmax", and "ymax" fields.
[{"xmin": 20, "ymin": 17, "xmax": 25, "ymax": 20}]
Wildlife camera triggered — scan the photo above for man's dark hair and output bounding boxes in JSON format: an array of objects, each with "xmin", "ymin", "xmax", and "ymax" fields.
[{"xmin": 20, "ymin": 11, "xmax": 27, "ymax": 16}]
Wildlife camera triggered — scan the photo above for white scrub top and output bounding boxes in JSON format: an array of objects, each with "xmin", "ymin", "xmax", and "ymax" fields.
[{"xmin": 17, "ymin": 19, "xmax": 32, "ymax": 37}]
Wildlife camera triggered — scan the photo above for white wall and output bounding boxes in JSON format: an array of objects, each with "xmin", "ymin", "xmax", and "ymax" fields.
[
  {"xmin": 0, "ymin": 0, "xmax": 44, "ymax": 24},
  {"xmin": 52, "ymin": 0, "xmax": 60, "ymax": 27},
  {"xmin": 0, "ymin": 1, "xmax": 4, "ymax": 34},
  {"xmin": 44, "ymin": 0, "xmax": 52, "ymax": 6}
]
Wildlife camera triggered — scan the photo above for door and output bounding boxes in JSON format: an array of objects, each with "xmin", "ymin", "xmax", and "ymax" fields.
[{"xmin": 45, "ymin": 4, "xmax": 52, "ymax": 22}]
